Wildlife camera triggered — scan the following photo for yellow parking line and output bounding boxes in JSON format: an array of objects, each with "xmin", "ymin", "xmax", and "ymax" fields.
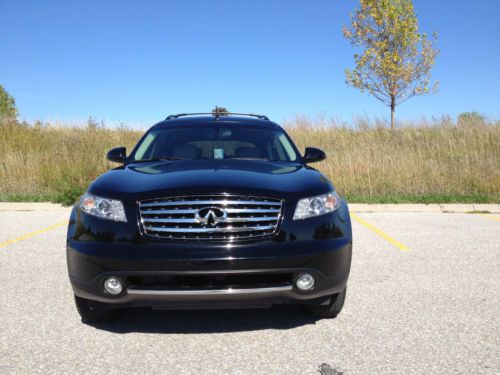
[
  {"xmin": 0, "ymin": 221, "xmax": 67, "ymax": 249},
  {"xmin": 351, "ymin": 213, "xmax": 410, "ymax": 252}
]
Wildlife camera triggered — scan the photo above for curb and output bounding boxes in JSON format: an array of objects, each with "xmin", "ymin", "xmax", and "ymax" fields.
[
  {"xmin": 0, "ymin": 202, "xmax": 498, "ymax": 213},
  {"xmin": 0, "ymin": 202, "xmax": 71, "ymax": 211},
  {"xmin": 348, "ymin": 203, "xmax": 500, "ymax": 213}
]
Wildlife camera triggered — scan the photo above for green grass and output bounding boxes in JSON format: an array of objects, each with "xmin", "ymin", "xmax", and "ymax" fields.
[
  {"xmin": 0, "ymin": 193, "xmax": 60, "ymax": 203},
  {"xmin": 0, "ymin": 185, "xmax": 85, "ymax": 206}
]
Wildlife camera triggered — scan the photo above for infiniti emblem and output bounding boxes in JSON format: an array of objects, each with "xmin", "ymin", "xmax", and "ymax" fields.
[{"xmin": 195, "ymin": 207, "xmax": 228, "ymax": 227}]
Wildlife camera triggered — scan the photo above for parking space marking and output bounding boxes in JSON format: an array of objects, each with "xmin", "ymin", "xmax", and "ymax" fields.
[
  {"xmin": 351, "ymin": 213, "xmax": 410, "ymax": 252},
  {"xmin": 0, "ymin": 221, "xmax": 67, "ymax": 249}
]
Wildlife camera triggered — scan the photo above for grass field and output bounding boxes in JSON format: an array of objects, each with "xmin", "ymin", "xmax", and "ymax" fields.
[{"xmin": 0, "ymin": 117, "xmax": 498, "ymax": 205}]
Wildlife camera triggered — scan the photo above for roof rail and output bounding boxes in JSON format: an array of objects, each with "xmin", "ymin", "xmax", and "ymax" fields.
[{"xmin": 165, "ymin": 112, "xmax": 269, "ymax": 121}]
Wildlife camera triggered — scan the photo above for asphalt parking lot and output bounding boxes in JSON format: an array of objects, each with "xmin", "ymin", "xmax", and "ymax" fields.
[{"xmin": 0, "ymin": 209, "xmax": 498, "ymax": 374}]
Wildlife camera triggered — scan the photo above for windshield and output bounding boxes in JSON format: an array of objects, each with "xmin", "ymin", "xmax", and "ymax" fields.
[{"xmin": 131, "ymin": 125, "xmax": 299, "ymax": 162}]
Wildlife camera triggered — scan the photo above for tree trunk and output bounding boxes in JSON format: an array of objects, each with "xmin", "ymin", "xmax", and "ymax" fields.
[{"xmin": 390, "ymin": 96, "xmax": 396, "ymax": 129}]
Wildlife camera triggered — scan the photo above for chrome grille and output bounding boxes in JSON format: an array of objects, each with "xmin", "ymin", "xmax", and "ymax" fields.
[{"xmin": 139, "ymin": 195, "xmax": 283, "ymax": 242}]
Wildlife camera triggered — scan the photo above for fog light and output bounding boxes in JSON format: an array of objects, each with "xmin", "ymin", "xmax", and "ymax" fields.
[
  {"xmin": 103, "ymin": 277, "xmax": 123, "ymax": 295},
  {"xmin": 296, "ymin": 273, "xmax": 315, "ymax": 291}
]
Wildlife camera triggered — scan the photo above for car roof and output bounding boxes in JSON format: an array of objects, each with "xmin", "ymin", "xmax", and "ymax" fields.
[{"xmin": 153, "ymin": 115, "xmax": 282, "ymax": 130}]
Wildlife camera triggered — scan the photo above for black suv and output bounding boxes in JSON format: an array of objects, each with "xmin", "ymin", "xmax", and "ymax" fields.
[{"xmin": 67, "ymin": 113, "xmax": 352, "ymax": 322}]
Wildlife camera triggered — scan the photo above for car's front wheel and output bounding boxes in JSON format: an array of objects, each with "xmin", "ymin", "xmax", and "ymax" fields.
[
  {"xmin": 306, "ymin": 287, "xmax": 346, "ymax": 319},
  {"xmin": 74, "ymin": 295, "xmax": 117, "ymax": 323}
]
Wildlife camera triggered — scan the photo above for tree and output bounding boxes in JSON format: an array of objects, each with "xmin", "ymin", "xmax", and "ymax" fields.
[
  {"xmin": 0, "ymin": 85, "xmax": 18, "ymax": 119},
  {"xmin": 457, "ymin": 112, "xmax": 486, "ymax": 127},
  {"xmin": 343, "ymin": 0, "xmax": 438, "ymax": 128}
]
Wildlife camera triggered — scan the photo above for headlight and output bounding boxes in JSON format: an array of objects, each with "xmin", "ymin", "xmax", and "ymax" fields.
[
  {"xmin": 80, "ymin": 193, "xmax": 127, "ymax": 222},
  {"xmin": 293, "ymin": 191, "xmax": 341, "ymax": 220}
]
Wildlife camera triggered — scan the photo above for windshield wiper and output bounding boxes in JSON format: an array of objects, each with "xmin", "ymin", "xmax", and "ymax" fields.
[{"xmin": 131, "ymin": 157, "xmax": 186, "ymax": 163}]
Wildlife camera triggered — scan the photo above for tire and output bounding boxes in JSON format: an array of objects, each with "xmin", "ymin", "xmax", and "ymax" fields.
[
  {"xmin": 74, "ymin": 295, "xmax": 117, "ymax": 323},
  {"xmin": 306, "ymin": 287, "xmax": 346, "ymax": 319}
]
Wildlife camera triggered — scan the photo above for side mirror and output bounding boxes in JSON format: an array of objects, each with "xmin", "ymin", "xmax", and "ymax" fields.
[
  {"xmin": 107, "ymin": 147, "xmax": 127, "ymax": 163},
  {"xmin": 303, "ymin": 147, "xmax": 326, "ymax": 164}
]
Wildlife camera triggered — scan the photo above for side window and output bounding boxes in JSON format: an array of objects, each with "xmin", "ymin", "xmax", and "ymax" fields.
[
  {"xmin": 277, "ymin": 133, "xmax": 297, "ymax": 161},
  {"xmin": 134, "ymin": 132, "xmax": 157, "ymax": 160}
]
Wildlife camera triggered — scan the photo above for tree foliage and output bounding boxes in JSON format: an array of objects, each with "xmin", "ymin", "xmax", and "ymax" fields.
[
  {"xmin": 343, "ymin": 0, "xmax": 438, "ymax": 128},
  {"xmin": 457, "ymin": 112, "xmax": 486, "ymax": 127},
  {"xmin": 0, "ymin": 85, "xmax": 18, "ymax": 119}
]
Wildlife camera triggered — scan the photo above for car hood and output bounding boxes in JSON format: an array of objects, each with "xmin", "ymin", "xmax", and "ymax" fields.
[{"xmin": 88, "ymin": 159, "xmax": 331, "ymax": 204}]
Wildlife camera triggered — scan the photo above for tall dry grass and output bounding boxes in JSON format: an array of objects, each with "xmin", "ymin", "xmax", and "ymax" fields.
[
  {"xmin": 0, "ymin": 116, "xmax": 498, "ymax": 203},
  {"xmin": 286, "ymin": 115, "xmax": 499, "ymax": 200},
  {"xmin": 0, "ymin": 120, "xmax": 142, "ymax": 201}
]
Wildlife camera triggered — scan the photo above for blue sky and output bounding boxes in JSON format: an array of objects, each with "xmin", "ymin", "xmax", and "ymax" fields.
[{"xmin": 1, "ymin": 0, "xmax": 499, "ymax": 125}]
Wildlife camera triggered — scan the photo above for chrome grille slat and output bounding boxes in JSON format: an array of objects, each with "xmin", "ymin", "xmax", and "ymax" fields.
[
  {"xmin": 142, "ymin": 208, "xmax": 281, "ymax": 215},
  {"xmin": 141, "ymin": 209, "xmax": 198, "ymax": 215},
  {"xmin": 138, "ymin": 195, "xmax": 282, "ymax": 242},
  {"xmin": 144, "ymin": 225, "xmax": 276, "ymax": 233},
  {"xmin": 226, "ymin": 208, "xmax": 280, "ymax": 214},
  {"xmin": 140, "ymin": 200, "xmax": 281, "ymax": 207},
  {"xmin": 143, "ymin": 216, "xmax": 280, "ymax": 224}
]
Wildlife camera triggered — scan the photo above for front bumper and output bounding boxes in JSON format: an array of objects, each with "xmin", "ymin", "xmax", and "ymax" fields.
[
  {"xmin": 67, "ymin": 201, "xmax": 352, "ymax": 309},
  {"xmin": 68, "ymin": 242, "xmax": 351, "ymax": 308}
]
